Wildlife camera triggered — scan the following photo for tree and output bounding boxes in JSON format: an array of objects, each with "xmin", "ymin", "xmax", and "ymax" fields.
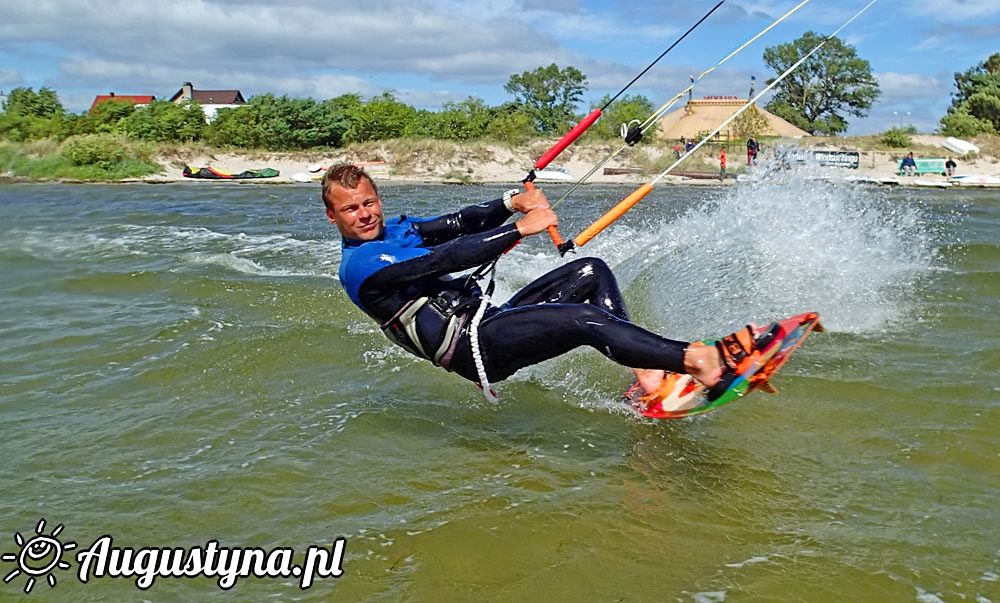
[
  {"xmin": 205, "ymin": 94, "xmax": 353, "ymax": 149},
  {"xmin": 344, "ymin": 92, "xmax": 416, "ymax": 143},
  {"xmin": 422, "ymin": 97, "xmax": 494, "ymax": 140},
  {"xmin": 587, "ymin": 94, "xmax": 656, "ymax": 142},
  {"xmin": 940, "ymin": 53, "xmax": 1000, "ymax": 136},
  {"xmin": 504, "ymin": 64, "xmax": 587, "ymax": 134},
  {"xmin": 949, "ymin": 52, "xmax": 1000, "ymax": 108},
  {"xmin": 940, "ymin": 110, "xmax": 995, "ymax": 137},
  {"xmin": 762, "ymin": 32, "xmax": 879, "ymax": 135},
  {"xmin": 3, "ymin": 86, "xmax": 64, "ymax": 118},
  {"xmin": 964, "ymin": 92, "xmax": 1000, "ymax": 130},
  {"xmin": 319, "ymin": 94, "xmax": 363, "ymax": 147},
  {"xmin": 485, "ymin": 102, "xmax": 536, "ymax": 145},
  {"xmin": 243, "ymin": 94, "xmax": 340, "ymax": 149},
  {"xmin": 0, "ymin": 86, "xmax": 72, "ymax": 141},
  {"xmin": 120, "ymin": 100, "xmax": 205, "ymax": 142},
  {"xmin": 83, "ymin": 99, "xmax": 137, "ymax": 134},
  {"xmin": 732, "ymin": 105, "xmax": 769, "ymax": 140}
]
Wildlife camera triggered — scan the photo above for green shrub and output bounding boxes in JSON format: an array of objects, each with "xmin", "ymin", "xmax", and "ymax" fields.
[
  {"xmin": 963, "ymin": 92, "xmax": 1000, "ymax": 131},
  {"xmin": 119, "ymin": 100, "xmax": 205, "ymax": 142},
  {"xmin": 881, "ymin": 126, "xmax": 913, "ymax": 148},
  {"xmin": 344, "ymin": 92, "xmax": 416, "ymax": 144},
  {"xmin": 939, "ymin": 110, "xmax": 995, "ymax": 137},
  {"xmin": 60, "ymin": 134, "xmax": 129, "ymax": 169},
  {"xmin": 485, "ymin": 105, "xmax": 536, "ymax": 145}
]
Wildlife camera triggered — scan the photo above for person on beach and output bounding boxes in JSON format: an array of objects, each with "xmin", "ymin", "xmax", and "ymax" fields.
[
  {"xmin": 945, "ymin": 157, "xmax": 957, "ymax": 177},
  {"xmin": 322, "ymin": 164, "xmax": 778, "ymax": 408},
  {"xmin": 746, "ymin": 137, "xmax": 759, "ymax": 166},
  {"xmin": 719, "ymin": 147, "xmax": 727, "ymax": 181},
  {"xmin": 900, "ymin": 152, "xmax": 917, "ymax": 176}
]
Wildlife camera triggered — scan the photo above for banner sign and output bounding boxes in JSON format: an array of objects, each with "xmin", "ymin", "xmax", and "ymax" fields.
[{"xmin": 811, "ymin": 150, "xmax": 860, "ymax": 169}]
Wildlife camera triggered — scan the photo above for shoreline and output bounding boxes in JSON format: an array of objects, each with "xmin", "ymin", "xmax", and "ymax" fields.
[
  {"xmin": 3, "ymin": 134, "xmax": 998, "ymax": 187},
  {"xmin": 139, "ymin": 133, "xmax": 1000, "ymax": 188}
]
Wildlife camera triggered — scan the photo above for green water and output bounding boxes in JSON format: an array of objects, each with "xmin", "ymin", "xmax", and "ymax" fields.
[{"xmin": 0, "ymin": 179, "xmax": 997, "ymax": 601}]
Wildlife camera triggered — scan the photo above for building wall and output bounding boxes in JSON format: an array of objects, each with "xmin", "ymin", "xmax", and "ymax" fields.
[{"xmin": 202, "ymin": 104, "xmax": 243, "ymax": 123}]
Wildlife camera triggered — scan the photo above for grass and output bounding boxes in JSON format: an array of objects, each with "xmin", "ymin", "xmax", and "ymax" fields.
[
  {"xmin": 0, "ymin": 140, "xmax": 162, "ymax": 181},
  {"xmin": 972, "ymin": 134, "xmax": 1000, "ymax": 160},
  {"xmin": 815, "ymin": 135, "xmax": 942, "ymax": 155},
  {"xmin": 440, "ymin": 169, "xmax": 473, "ymax": 184},
  {"xmin": 628, "ymin": 139, "xmax": 754, "ymax": 176}
]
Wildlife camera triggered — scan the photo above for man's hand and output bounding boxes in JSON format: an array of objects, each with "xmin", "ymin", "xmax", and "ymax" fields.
[
  {"xmin": 511, "ymin": 187, "xmax": 550, "ymax": 214},
  {"xmin": 515, "ymin": 207, "xmax": 558, "ymax": 237}
]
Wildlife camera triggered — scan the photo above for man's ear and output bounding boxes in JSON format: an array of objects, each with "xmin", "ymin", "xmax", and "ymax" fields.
[{"xmin": 325, "ymin": 206, "xmax": 336, "ymax": 223}]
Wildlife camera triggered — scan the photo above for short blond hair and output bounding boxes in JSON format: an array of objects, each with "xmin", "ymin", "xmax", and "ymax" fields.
[{"xmin": 321, "ymin": 164, "xmax": 379, "ymax": 210}]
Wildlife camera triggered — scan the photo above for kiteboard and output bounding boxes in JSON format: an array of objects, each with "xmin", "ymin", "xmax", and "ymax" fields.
[{"xmin": 623, "ymin": 311, "xmax": 823, "ymax": 419}]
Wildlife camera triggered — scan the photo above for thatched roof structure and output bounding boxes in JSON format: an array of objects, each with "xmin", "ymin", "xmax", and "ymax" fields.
[{"xmin": 659, "ymin": 96, "xmax": 810, "ymax": 140}]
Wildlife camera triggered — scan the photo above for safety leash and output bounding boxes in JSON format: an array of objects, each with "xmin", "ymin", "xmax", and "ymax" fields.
[{"xmin": 469, "ymin": 264, "xmax": 499, "ymax": 402}]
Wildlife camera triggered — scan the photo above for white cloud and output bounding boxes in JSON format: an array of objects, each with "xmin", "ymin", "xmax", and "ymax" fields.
[
  {"xmin": 0, "ymin": 0, "xmax": 605, "ymax": 111},
  {"xmin": 876, "ymin": 72, "xmax": 946, "ymax": 105},
  {"xmin": 57, "ymin": 57, "xmax": 379, "ymax": 100},
  {"xmin": 844, "ymin": 72, "xmax": 954, "ymax": 135},
  {"xmin": 0, "ymin": 0, "xmax": 568, "ymax": 82},
  {"xmin": 0, "ymin": 68, "xmax": 23, "ymax": 87},
  {"xmin": 907, "ymin": 0, "xmax": 999, "ymax": 19}
]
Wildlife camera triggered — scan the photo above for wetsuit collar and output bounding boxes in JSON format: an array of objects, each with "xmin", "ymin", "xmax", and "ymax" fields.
[{"xmin": 340, "ymin": 225, "xmax": 386, "ymax": 248}]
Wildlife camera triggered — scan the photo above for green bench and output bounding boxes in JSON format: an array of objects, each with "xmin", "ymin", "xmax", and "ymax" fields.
[{"xmin": 897, "ymin": 158, "xmax": 946, "ymax": 176}]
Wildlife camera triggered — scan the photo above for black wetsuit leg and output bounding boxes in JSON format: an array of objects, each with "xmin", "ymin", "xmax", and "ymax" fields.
[
  {"xmin": 501, "ymin": 257, "xmax": 630, "ymax": 320},
  {"xmin": 447, "ymin": 258, "xmax": 688, "ymax": 383}
]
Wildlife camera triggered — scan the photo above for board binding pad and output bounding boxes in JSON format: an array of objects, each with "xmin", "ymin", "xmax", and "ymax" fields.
[{"xmin": 624, "ymin": 312, "xmax": 823, "ymax": 419}]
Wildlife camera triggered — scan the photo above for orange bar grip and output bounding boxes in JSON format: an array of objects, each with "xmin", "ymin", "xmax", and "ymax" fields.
[
  {"xmin": 534, "ymin": 109, "xmax": 602, "ymax": 171},
  {"xmin": 523, "ymin": 180, "xmax": 564, "ymax": 248},
  {"xmin": 545, "ymin": 225, "xmax": 565, "ymax": 248},
  {"xmin": 573, "ymin": 183, "xmax": 654, "ymax": 248}
]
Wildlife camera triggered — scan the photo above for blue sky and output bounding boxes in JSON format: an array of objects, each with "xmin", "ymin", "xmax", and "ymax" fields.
[{"xmin": 0, "ymin": 0, "xmax": 996, "ymax": 134}]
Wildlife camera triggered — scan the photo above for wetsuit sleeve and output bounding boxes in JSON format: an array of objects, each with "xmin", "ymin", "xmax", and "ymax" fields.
[
  {"xmin": 365, "ymin": 223, "xmax": 521, "ymax": 288},
  {"xmin": 412, "ymin": 197, "xmax": 514, "ymax": 246}
]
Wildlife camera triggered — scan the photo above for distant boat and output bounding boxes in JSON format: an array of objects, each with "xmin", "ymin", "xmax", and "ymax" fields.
[
  {"xmin": 534, "ymin": 165, "xmax": 573, "ymax": 182},
  {"xmin": 948, "ymin": 174, "xmax": 1000, "ymax": 187},
  {"xmin": 942, "ymin": 137, "xmax": 980, "ymax": 156}
]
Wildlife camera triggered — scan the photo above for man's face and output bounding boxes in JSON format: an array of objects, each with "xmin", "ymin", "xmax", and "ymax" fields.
[{"xmin": 325, "ymin": 178, "xmax": 384, "ymax": 241}]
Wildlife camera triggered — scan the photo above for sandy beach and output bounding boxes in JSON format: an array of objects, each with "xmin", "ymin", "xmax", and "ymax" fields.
[{"xmin": 142, "ymin": 134, "xmax": 1000, "ymax": 187}]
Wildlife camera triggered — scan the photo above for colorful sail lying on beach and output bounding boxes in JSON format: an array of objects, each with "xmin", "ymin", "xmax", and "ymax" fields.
[{"xmin": 182, "ymin": 165, "xmax": 280, "ymax": 179}]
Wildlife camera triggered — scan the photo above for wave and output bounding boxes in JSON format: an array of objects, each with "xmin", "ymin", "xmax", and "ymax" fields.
[
  {"xmin": 498, "ymin": 168, "xmax": 942, "ymax": 338},
  {"xmin": 4, "ymin": 224, "xmax": 342, "ymax": 279}
]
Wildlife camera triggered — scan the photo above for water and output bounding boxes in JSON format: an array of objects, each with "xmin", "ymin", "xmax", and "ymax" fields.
[{"xmin": 0, "ymin": 176, "xmax": 997, "ymax": 601}]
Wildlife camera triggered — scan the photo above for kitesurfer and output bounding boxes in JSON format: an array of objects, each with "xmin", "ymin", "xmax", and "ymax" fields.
[{"xmin": 323, "ymin": 164, "xmax": 779, "ymax": 407}]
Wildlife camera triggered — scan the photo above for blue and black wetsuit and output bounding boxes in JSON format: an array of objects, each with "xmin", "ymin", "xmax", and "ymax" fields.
[{"xmin": 338, "ymin": 197, "xmax": 689, "ymax": 383}]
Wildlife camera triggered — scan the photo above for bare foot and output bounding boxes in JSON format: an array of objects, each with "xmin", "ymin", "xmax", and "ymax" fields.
[
  {"xmin": 683, "ymin": 342, "xmax": 725, "ymax": 388},
  {"xmin": 633, "ymin": 368, "xmax": 665, "ymax": 395}
]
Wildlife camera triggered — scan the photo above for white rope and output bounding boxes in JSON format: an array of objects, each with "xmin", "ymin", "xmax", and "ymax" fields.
[
  {"xmin": 651, "ymin": 0, "xmax": 880, "ymax": 187},
  {"xmin": 637, "ymin": 0, "xmax": 813, "ymax": 133},
  {"xmin": 551, "ymin": 0, "xmax": 812, "ymax": 209},
  {"xmin": 469, "ymin": 289, "xmax": 498, "ymax": 402}
]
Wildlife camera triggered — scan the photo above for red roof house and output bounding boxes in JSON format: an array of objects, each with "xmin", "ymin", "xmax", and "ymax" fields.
[{"xmin": 88, "ymin": 92, "xmax": 155, "ymax": 113}]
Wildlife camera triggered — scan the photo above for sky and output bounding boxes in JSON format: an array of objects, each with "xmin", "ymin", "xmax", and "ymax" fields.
[{"xmin": 0, "ymin": 0, "xmax": 996, "ymax": 135}]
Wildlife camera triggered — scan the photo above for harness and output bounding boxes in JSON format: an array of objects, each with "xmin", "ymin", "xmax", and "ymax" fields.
[{"xmin": 380, "ymin": 290, "xmax": 479, "ymax": 369}]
